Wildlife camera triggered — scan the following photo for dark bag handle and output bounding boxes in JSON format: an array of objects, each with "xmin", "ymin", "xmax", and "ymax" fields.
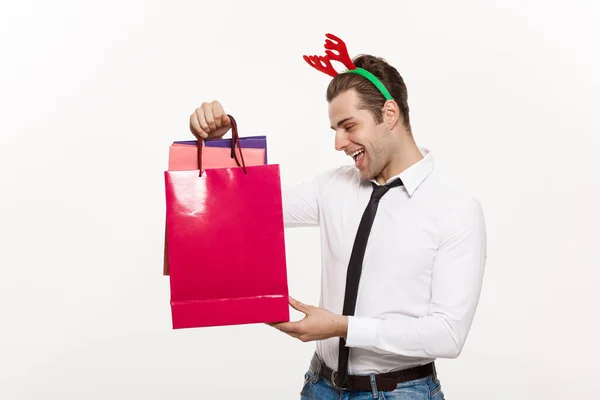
[{"xmin": 197, "ymin": 114, "xmax": 247, "ymax": 177}]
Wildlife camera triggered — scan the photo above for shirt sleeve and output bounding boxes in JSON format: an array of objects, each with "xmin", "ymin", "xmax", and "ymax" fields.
[
  {"xmin": 345, "ymin": 197, "xmax": 487, "ymax": 359},
  {"xmin": 281, "ymin": 178, "xmax": 320, "ymax": 227}
]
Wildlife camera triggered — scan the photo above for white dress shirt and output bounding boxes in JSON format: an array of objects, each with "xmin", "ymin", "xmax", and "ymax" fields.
[{"xmin": 282, "ymin": 147, "xmax": 487, "ymax": 375}]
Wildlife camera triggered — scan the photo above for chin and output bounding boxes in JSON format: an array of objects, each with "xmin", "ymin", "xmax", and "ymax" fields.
[{"xmin": 359, "ymin": 168, "xmax": 375, "ymax": 180}]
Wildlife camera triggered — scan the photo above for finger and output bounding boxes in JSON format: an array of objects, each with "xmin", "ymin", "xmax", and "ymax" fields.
[
  {"xmin": 273, "ymin": 321, "xmax": 300, "ymax": 334},
  {"xmin": 287, "ymin": 332, "xmax": 303, "ymax": 341},
  {"xmin": 280, "ymin": 328, "xmax": 307, "ymax": 342},
  {"xmin": 195, "ymin": 108, "xmax": 210, "ymax": 137},
  {"xmin": 190, "ymin": 111, "xmax": 208, "ymax": 139},
  {"xmin": 289, "ymin": 296, "xmax": 310, "ymax": 314},
  {"xmin": 273, "ymin": 326, "xmax": 302, "ymax": 340},
  {"xmin": 204, "ymin": 102, "xmax": 217, "ymax": 132},
  {"xmin": 221, "ymin": 113, "xmax": 231, "ymax": 127},
  {"xmin": 212, "ymin": 101, "xmax": 224, "ymax": 128},
  {"xmin": 266, "ymin": 316, "xmax": 290, "ymax": 327},
  {"xmin": 212, "ymin": 101, "xmax": 230, "ymax": 128}
]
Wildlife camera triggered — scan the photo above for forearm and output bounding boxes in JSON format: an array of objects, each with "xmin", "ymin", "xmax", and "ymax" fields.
[{"xmin": 345, "ymin": 312, "xmax": 468, "ymax": 359}]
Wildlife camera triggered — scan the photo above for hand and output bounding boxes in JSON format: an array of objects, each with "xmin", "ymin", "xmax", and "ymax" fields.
[
  {"xmin": 189, "ymin": 100, "xmax": 232, "ymax": 140},
  {"xmin": 270, "ymin": 296, "xmax": 348, "ymax": 342}
]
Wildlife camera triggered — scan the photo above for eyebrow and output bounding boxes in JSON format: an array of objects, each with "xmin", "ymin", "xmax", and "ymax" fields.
[{"xmin": 330, "ymin": 117, "xmax": 353, "ymax": 130}]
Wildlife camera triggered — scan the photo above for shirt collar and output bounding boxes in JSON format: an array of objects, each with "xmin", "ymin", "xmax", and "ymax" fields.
[{"xmin": 370, "ymin": 147, "xmax": 435, "ymax": 196}]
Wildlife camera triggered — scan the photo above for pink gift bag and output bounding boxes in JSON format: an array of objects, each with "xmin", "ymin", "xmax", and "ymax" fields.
[
  {"xmin": 168, "ymin": 144, "xmax": 265, "ymax": 171},
  {"xmin": 164, "ymin": 116, "xmax": 289, "ymax": 329}
]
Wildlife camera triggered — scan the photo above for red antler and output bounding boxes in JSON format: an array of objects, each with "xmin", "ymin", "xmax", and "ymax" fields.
[
  {"xmin": 303, "ymin": 33, "xmax": 356, "ymax": 77},
  {"xmin": 324, "ymin": 33, "xmax": 356, "ymax": 71},
  {"xmin": 302, "ymin": 54, "xmax": 338, "ymax": 77}
]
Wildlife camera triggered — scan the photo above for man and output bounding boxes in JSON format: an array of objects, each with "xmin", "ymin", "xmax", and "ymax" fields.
[{"xmin": 188, "ymin": 37, "xmax": 487, "ymax": 399}]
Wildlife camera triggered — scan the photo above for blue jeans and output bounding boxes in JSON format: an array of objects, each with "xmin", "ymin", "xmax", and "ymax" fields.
[{"xmin": 300, "ymin": 361, "xmax": 445, "ymax": 399}]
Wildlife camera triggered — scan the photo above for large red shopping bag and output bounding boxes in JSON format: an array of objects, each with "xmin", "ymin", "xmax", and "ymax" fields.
[
  {"xmin": 163, "ymin": 139, "xmax": 266, "ymax": 275},
  {"xmin": 164, "ymin": 115, "xmax": 289, "ymax": 329}
]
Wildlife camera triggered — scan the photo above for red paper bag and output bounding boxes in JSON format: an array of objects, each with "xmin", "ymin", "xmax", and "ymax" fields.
[
  {"xmin": 163, "ymin": 142, "xmax": 266, "ymax": 275},
  {"xmin": 164, "ymin": 116, "xmax": 289, "ymax": 329}
]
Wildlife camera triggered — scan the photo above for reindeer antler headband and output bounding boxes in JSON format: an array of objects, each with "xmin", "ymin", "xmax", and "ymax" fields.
[{"xmin": 303, "ymin": 33, "xmax": 393, "ymax": 101}]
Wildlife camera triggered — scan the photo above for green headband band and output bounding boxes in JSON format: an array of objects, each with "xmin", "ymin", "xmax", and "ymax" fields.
[{"xmin": 344, "ymin": 68, "xmax": 393, "ymax": 101}]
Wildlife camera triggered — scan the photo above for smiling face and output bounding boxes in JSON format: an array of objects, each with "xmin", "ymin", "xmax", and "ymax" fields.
[{"xmin": 329, "ymin": 89, "xmax": 397, "ymax": 181}]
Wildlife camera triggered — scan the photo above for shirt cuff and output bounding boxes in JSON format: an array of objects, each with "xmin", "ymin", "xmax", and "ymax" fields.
[{"xmin": 345, "ymin": 316, "xmax": 379, "ymax": 348}]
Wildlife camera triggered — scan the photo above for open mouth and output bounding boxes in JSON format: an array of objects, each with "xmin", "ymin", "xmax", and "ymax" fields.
[
  {"xmin": 350, "ymin": 148, "xmax": 365, "ymax": 167},
  {"xmin": 350, "ymin": 148, "xmax": 364, "ymax": 161}
]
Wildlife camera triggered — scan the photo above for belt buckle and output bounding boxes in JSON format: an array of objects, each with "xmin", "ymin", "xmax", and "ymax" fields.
[{"xmin": 330, "ymin": 370, "xmax": 342, "ymax": 388}]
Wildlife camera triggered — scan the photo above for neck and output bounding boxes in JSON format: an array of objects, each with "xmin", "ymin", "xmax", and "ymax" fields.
[{"xmin": 375, "ymin": 134, "xmax": 423, "ymax": 185}]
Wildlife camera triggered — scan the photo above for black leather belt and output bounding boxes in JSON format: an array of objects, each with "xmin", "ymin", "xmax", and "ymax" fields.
[{"xmin": 310, "ymin": 353, "xmax": 435, "ymax": 392}]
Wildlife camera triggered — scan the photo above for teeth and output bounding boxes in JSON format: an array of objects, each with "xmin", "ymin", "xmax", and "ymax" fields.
[{"xmin": 350, "ymin": 149, "xmax": 364, "ymax": 159}]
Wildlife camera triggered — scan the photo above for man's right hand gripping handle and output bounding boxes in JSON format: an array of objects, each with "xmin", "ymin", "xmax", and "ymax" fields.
[{"xmin": 189, "ymin": 100, "xmax": 232, "ymax": 140}]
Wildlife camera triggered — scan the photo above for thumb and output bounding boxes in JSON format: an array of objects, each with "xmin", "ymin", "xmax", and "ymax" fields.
[
  {"xmin": 289, "ymin": 296, "xmax": 310, "ymax": 314},
  {"xmin": 221, "ymin": 114, "xmax": 231, "ymax": 126}
]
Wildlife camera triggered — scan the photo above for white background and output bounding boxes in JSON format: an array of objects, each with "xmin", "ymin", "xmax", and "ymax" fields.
[{"xmin": 1, "ymin": 0, "xmax": 599, "ymax": 399}]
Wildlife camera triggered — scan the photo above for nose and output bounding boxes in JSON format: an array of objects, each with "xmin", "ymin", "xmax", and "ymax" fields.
[{"xmin": 334, "ymin": 129, "xmax": 349, "ymax": 152}]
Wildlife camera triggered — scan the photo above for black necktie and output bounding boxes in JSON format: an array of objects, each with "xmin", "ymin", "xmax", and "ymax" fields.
[{"xmin": 335, "ymin": 178, "xmax": 404, "ymax": 388}]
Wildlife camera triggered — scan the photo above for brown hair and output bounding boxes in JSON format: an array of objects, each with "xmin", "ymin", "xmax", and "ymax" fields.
[{"xmin": 326, "ymin": 54, "xmax": 411, "ymax": 131}]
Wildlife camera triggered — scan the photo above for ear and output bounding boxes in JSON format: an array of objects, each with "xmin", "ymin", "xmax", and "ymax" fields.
[{"xmin": 382, "ymin": 100, "xmax": 401, "ymax": 129}]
